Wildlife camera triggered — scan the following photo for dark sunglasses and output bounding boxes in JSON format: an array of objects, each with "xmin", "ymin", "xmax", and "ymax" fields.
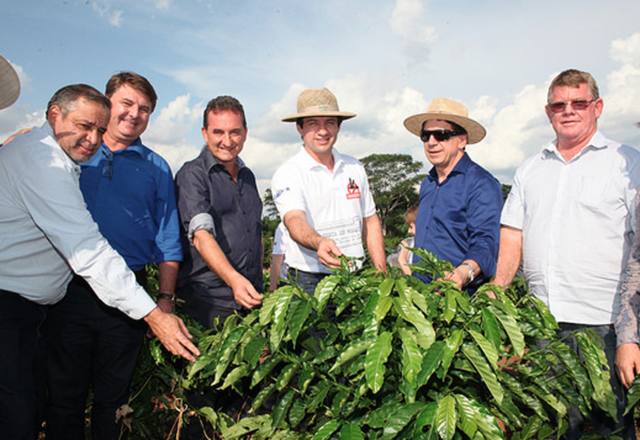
[
  {"xmin": 420, "ymin": 128, "xmax": 466, "ymax": 142},
  {"xmin": 547, "ymin": 99, "xmax": 596, "ymax": 113}
]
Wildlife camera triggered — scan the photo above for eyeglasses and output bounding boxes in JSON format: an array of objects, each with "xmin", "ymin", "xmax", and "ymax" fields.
[
  {"xmin": 547, "ymin": 99, "xmax": 596, "ymax": 113},
  {"xmin": 420, "ymin": 128, "xmax": 466, "ymax": 142}
]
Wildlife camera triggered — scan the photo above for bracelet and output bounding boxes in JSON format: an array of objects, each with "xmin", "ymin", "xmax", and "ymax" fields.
[
  {"xmin": 459, "ymin": 263, "xmax": 475, "ymax": 284},
  {"xmin": 157, "ymin": 292, "xmax": 176, "ymax": 303}
]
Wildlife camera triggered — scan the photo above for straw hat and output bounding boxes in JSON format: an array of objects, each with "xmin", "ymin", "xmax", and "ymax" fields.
[
  {"xmin": 0, "ymin": 55, "xmax": 20, "ymax": 110},
  {"xmin": 282, "ymin": 88, "xmax": 356, "ymax": 122},
  {"xmin": 403, "ymin": 97, "xmax": 486, "ymax": 144}
]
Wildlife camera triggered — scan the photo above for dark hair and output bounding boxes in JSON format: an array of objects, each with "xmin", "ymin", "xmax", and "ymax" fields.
[
  {"xmin": 295, "ymin": 116, "xmax": 343, "ymax": 129},
  {"xmin": 405, "ymin": 206, "xmax": 418, "ymax": 225},
  {"xmin": 202, "ymin": 96, "xmax": 247, "ymax": 129},
  {"xmin": 548, "ymin": 69, "xmax": 599, "ymax": 102},
  {"xmin": 46, "ymin": 84, "xmax": 111, "ymax": 120},
  {"xmin": 105, "ymin": 71, "xmax": 158, "ymax": 111}
]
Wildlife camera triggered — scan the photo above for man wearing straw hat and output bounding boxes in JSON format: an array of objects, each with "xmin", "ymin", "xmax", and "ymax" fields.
[
  {"xmin": 403, "ymin": 98, "xmax": 502, "ymax": 291},
  {"xmin": 493, "ymin": 69, "xmax": 640, "ymax": 438},
  {"xmin": 271, "ymin": 88, "xmax": 386, "ymax": 293}
]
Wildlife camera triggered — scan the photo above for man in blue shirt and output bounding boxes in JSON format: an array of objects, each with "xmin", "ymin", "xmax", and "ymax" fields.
[
  {"xmin": 403, "ymin": 97, "xmax": 502, "ymax": 290},
  {"xmin": 45, "ymin": 72, "xmax": 183, "ymax": 440}
]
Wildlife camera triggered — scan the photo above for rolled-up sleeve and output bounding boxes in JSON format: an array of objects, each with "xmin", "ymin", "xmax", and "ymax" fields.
[
  {"xmin": 464, "ymin": 175, "xmax": 503, "ymax": 278},
  {"xmin": 175, "ymin": 162, "xmax": 215, "ymax": 245},
  {"xmin": 153, "ymin": 162, "xmax": 183, "ymax": 262}
]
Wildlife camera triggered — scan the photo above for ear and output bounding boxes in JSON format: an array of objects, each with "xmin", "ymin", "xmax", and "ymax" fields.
[
  {"xmin": 544, "ymin": 104, "xmax": 553, "ymax": 123},
  {"xmin": 594, "ymin": 98, "xmax": 604, "ymax": 119},
  {"xmin": 296, "ymin": 123, "xmax": 304, "ymax": 137},
  {"xmin": 201, "ymin": 126, "xmax": 207, "ymax": 142},
  {"xmin": 48, "ymin": 104, "xmax": 62, "ymax": 123}
]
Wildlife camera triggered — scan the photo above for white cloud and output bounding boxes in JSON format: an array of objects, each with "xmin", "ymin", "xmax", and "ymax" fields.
[
  {"xmin": 390, "ymin": 0, "xmax": 437, "ymax": 65},
  {"xmin": 90, "ymin": 1, "xmax": 123, "ymax": 27},
  {"xmin": 153, "ymin": 0, "xmax": 171, "ymax": 10}
]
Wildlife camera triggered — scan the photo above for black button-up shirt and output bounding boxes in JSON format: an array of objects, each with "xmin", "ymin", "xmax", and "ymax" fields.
[{"xmin": 175, "ymin": 147, "xmax": 263, "ymax": 310}]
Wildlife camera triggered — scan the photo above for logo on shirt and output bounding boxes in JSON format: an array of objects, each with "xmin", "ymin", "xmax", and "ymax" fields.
[{"xmin": 346, "ymin": 178, "xmax": 361, "ymax": 199}]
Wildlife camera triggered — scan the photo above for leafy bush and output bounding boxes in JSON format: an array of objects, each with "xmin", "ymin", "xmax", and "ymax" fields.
[{"xmin": 129, "ymin": 253, "xmax": 623, "ymax": 439}]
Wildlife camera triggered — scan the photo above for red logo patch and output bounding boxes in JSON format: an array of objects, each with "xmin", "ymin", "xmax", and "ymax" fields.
[{"xmin": 346, "ymin": 178, "xmax": 361, "ymax": 199}]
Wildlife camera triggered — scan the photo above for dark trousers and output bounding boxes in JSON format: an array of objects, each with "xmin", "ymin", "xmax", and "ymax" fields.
[
  {"xmin": 178, "ymin": 283, "xmax": 243, "ymax": 328},
  {"xmin": 558, "ymin": 323, "xmax": 635, "ymax": 440},
  {"xmin": 45, "ymin": 276, "xmax": 146, "ymax": 440},
  {"xmin": 288, "ymin": 268, "xmax": 328, "ymax": 295},
  {"xmin": 0, "ymin": 289, "xmax": 47, "ymax": 440}
]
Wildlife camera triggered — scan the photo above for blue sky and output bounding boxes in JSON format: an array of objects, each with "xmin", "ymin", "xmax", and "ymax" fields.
[{"xmin": 3, "ymin": 0, "xmax": 640, "ymax": 194}]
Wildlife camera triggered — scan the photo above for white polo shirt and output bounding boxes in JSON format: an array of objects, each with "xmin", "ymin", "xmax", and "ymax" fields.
[
  {"xmin": 501, "ymin": 131, "xmax": 640, "ymax": 325},
  {"xmin": 271, "ymin": 148, "xmax": 376, "ymax": 273}
]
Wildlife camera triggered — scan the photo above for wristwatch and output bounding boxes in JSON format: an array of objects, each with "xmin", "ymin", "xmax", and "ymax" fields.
[
  {"xmin": 157, "ymin": 292, "xmax": 176, "ymax": 303},
  {"xmin": 460, "ymin": 263, "xmax": 475, "ymax": 284}
]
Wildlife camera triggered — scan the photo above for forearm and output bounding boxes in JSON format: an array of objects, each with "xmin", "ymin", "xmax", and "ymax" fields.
[
  {"xmin": 193, "ymin": 229, "xmax": 244, "ymax": 286},
  {"xmin": 615, "ymin": 253, "xmax": 640, "ymax": 346},
  {"xmin": 492, "ymin": 226, "xmax": 523, "ymax": 286},
  {"xmin": 158, "ymin": 261, "xmax": 179, "ymax": 294},
  {"xmin": 364, "ymin": 215, "xmax": 386, "ymax": 271},
  {"xmin": 284, "ymin": 211, "xmax": 324, "ymax": 251}
]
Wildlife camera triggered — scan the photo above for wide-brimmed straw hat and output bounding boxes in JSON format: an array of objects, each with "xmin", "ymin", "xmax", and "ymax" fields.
[
  {"xmin": 403, "ymin": 97, "xmax": 486, "ymax": 144},
  {"xmin": 0, "ymin": 55, "xmax": 20, "ymax": 110},
  {"xmin": 282, "ymin": 87, "xmax": 356, "ymax": 122}
]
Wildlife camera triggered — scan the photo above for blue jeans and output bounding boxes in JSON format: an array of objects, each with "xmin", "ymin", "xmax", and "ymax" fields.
[
  {"xmin": 288, "ymin": 268, "xmax": 328, "ymax": 295},
  {"xmin": 558, "ymin": 323, "xmax": 635, "ymax": 440}
]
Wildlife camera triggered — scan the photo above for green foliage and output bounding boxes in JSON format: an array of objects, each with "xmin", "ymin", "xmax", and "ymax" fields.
[{"xmin": 129, "ymin": 254, "xmax": 622, "ymax": 439}]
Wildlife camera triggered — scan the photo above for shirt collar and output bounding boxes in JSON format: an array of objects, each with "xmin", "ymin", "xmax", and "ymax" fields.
[
  {"xmin": 99, "ymin": 138, "xmax": 145, "ymax": 158},
  {"xmin": 200, "ymin": 146, "xmax": 246, "ymax": 172},
  {"xmin": 541, "ymin": 130, "xmax": 608, "ymax": 160},
  {"xmin": 298, "ymin": 146, "xmax": 344, "ymax": 172},
  {"xmin": 428, "ymin": 152, "xmax": 471, "ymax": 182},
  {"xmin": 43, "ymin": 122, "xmax": 81, "ymax": 176}
]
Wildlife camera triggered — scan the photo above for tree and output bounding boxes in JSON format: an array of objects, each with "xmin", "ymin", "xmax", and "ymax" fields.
[
  {"xmin": 262, "ymin": 188, "xmax": 278, "ymax": 219},
  {"xmin": 360, "ymin": 153, "xmax": 425, "ymax": 241}
]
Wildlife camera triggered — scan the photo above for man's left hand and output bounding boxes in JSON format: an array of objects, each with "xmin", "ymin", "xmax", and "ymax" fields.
[
  {"xmin": 443, "ymin": 268, "xmax": 465, "ymax": 289},
  {"xmin": 615, "ymin": 343, "xmax": 640, "ymax": 388}
]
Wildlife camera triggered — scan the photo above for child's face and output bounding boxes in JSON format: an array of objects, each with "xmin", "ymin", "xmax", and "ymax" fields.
[{"xmin": 407, "ymin": 222, "xmax": 416, "ymax": 236}]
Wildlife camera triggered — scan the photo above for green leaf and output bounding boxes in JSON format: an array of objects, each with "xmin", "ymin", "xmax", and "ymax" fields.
[
  {"xmin": 439, "ymin": 328, "xmax": 463, "ymax": 379},
  {"xmin": 416, "ymin": 341, "xmax": 445, "ymax": 389},
  {"xmin": 365, "ymin": 331, "xmax": 393, "ymax": 393},
  {"xmin": 260, "ymin": 290, "xmax": 280, "ymax": 325},
  {"xmin": 272, "ymin": 389, "xmax": 295, "ymax": 430},
  {"xmin": 529, "ymin": 295, "xmax": 559, "ymax": 332},
  {"xmin": 313, "ymin": 419, "xmax": 341, "ymax": 440},
  {"xmin": 288, "ymin": 399, "xmax": 306, "ymax": 428},
  {"xmin": 197, "ymin": 406, "xmax": 218, "ymax": 428},
  {"xmin": 455, "ymin": 394, "xmax": 504, "ymax": 439},
  {"xmin": 270, "ymin": 287, "xmax": 295, "ymax": 351},
  {"xmin": 222, "ymin": 415, "xmax": 271, "ymax": 439},
  {"xmin": 242, "ymin": 334, "xmax": 268, "ymax": 369},
  {"xmin": 366, "ymin": 401, "xmax": 404, "ymax": 428},
  {"xmin": 412, "ymin": 402, "xmax": 437, "ymax": 436},
  {"xmin": 492, "ymin": 307, "xmax": 525, "ymax": 357},
  {"xmin": 307, "ymin": 380, "xmax": 331, "ymax": 412},
  {"xmin": 549, "ymin": 341, "xmax": 593, "ymax": 407},
  {"xmin": 340, "ymin": 422, "xmax": 364, "ymax": 440},
  {"xmin": 624, "ymin": 375, "xmax": 640, "ymax": 415},
  {"xmin": 250, "ymin": 383, "xmax": 275, "ymax": 413},
  {"xmin": 442, "ymin": 290, "xmax": 458, "ymax": 324},
  {"xmin": 380, "ymin": 402, "xmax": 426, "ymax": 440},
  {"xmin": 399, "ymin": 328, "xmax": 423, "ymax": 402},
  {"xmin": 501, "ymin": 374, "xmax": 548, "ymax": 421},
  {"xmin": 462, "ymin": 343, "xmax": 504, "ymax": 405},
  {"xmin": 378, "ymin": 277, "xmax": 395, "ymax": 299},
  {"xmin": 528, "ymin": 385, "xmax": 567, "ymax": 418},
  {"xmin": 481, "ymin": 308, "xmax": 502, "ymax": 350},
  {"xmin": 374, "ymin": 296, "xmax": 394, "ymax": 323},
  {"xmin": 330, "ymin": 337, "xmax": 375, "ymax": 373},
  {"xmin": 251, "ymin": 354, "xmax": 282, "ymax": 387},
  {"xmin": 287, "ymin": 298, "xmax": 313, "ymax": 347},
  {"xmin": 186, "ymin": 350, "xmax": 217, "ymax": 381},
  {"xmin": 213, "ymin": 326, "xmax": 247, "ymax": 385},
  {"xmin": 468, "ymin": 329, "xmax": 499, "ymax": 369},
  {"xmin": 435, "ymin": 395, "xmax": 457, "ymax": 440},
  {"xmin": 297, "ymin": 366, "xmax": 315, "ymax": 394},
  {"xmin": 219, "ymin": 363, "xmax": 250, "ymax": 390},
  {"xmin": 393, "ymin": 297, "xmax": 435, "ymax": 349},
  {"xmin": 314, "ymin": 275, "xmax": 340, "ymax": 313},
  {"xmin": 454, "ymin": 393, "xmax": 478, "ymax": 438},
  {"xmin": 275, "ymin": 363, "xmax": 299, "ymax": 391}
]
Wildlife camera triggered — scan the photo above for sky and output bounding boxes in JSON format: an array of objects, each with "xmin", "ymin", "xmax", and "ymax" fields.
[{"xmin": 2, "ymin": 0, "xmax": 640, "ymax": 196}]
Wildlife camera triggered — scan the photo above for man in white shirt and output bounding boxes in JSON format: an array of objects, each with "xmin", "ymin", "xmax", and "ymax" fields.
[
  {"xmin": 271, "ymin": 88, "xmax": 386, "ymax": 293},
  {"xmin": 0, "ymin": 84, "xmax": 199, "ymax": 438},
  {"xmin": 494, "ymin": 69, "xmax": 640, "ymax": 439}
]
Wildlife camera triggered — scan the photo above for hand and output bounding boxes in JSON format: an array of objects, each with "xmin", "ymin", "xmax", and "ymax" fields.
[
  {"xmin": 317, "ymin": 237, "xmax": 342, "ymax": 269},
  {"xmin": 144, "ymin": 307, "xmax": 200, "ymax": 361},
  {"xmin": 443, "ymin": 268, "xmax": 465, "ymax": 289},
  {"xmin": 615, "ymin": 343, "xmax": 640, "ymax": 388},
  {"xmin": 156, "ymin": 296, "xmax": 174, "ymax": 314},
  {"xmin": 230, "ymin": 274, "xmax": 263, "ymax": 309}
]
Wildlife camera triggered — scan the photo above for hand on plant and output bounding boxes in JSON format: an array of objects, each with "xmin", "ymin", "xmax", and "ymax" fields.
[
  {"xmin": 144, "ymin": 307, "xmax": 200, "ymax": 361},
  {"xmin": 230, "ymin": 274, "xmax": 263, "ymax": 309},
  {"xmin": 615, "ymin": 342, "xmax": 640, "ymax": 388},
  {"xmin": 443, "ymin": 268, "xmax": 465, "ymax": 289},
  {"xmin": 317, "ymin": 237, "xmax": 342, "ymax": 269}
]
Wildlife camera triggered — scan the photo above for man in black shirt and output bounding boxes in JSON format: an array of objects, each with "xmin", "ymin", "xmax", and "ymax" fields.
[{"xmin": 175, "ymin": 96, "xmax": 263, "ymax": 327}]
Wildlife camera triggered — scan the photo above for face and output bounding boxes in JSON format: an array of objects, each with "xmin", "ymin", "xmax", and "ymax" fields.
[
  {"xmin": 201, "ymin": 110, "xmax": 247, "ymax": 164},
  {"xmin": 49, "ymin": 98, "xmax": 110, "ymax": 163},
  {"xmin": 422, "ymin": 119, "xmax": 467, "ymax": 174},
  {"xmin": 297, "ymin": 116, "xmax": 340, "ymax": 158},
  {"xmin": 107, "ymin": 84, "xmax": 153, "ymax": 143},
  {"xmin": 545, "ymin": 83, "xmax": 603, "ymax": 147}
]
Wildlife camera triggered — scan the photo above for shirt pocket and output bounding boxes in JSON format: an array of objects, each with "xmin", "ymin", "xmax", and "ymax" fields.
[{"xmin": 577, "ymin": 176, "xmax": 611, "ymax": 208}]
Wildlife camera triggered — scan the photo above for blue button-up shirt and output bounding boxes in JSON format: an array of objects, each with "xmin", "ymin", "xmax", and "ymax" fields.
[
  {"xmin": 79, "ymin": 139, "xmax": 183, "ymax": 271},
  {"xmin": 414, "ymin": 153, "xmax": 502, "ymax": 285}
]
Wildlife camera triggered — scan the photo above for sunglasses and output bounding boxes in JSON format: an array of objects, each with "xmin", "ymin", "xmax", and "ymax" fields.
[
  {"xmin": 420, "ymin": 128, "xmax": 465, "ymax": 142},
  {"xmin": 547, "ymin": 99, "xmax": 596, "ymax": 113}
]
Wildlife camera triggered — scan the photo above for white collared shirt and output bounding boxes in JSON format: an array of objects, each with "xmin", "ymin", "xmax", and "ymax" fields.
[
  {"xmin": 0, "ymin": 124, "xmax": 156, "ymax": 319},
  {"xmin": 271, "ymin": 147, "xmax": 376, "ymax": 273},
  {"xmin": 501, "ymin": 131, "xmax": 640, "ymax": 325}
]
